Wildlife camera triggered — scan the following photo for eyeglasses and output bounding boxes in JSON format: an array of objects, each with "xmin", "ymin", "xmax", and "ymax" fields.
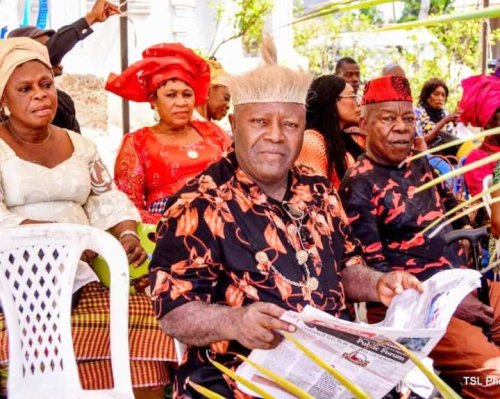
[{"xmin": 338, "ymin": 94, "xmax": 362, "ymax": 104}]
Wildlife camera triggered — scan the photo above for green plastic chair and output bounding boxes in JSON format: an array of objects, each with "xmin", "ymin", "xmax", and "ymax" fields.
[{"xmin": 92, "ymin": 223, "xmax": 156, "ymax": 293}]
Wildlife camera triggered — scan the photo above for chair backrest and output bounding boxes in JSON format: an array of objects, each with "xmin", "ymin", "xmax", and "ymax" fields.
[
  {"xmin": 0, "ymin": 223, "xmax": 133, "ymax": 398},
  {"xmin": 428, "ymin": 155, "xmax": 467, "ymax": 200},
  {"xmin": 174, "ymin": 338, "xmax": 187, "ymax": 366}
]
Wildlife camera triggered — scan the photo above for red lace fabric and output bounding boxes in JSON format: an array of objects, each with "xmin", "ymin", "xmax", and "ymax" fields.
[
  {"xmin": 114, "ymin": 121, "xmax": 231, "ymax": 223},
  {"xmin": 297, "ymin": 129, "xmax": 351, "ymax": 189},
  {"xmin": 345, "ymin": 126, "xmax": 367, "ymax": 151}
]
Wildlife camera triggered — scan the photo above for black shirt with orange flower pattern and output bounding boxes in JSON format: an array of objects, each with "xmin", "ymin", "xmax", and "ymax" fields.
[
  {"xmin": 149, "ymin": 148, "xmax": 364, "ymax": 398},
  {"xmin": 339, "ymin": 154, "xmax": 468, "ymax": 282}
]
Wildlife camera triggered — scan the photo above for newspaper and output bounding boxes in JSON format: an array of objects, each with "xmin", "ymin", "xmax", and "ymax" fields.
[{"xmin": 236, "ymin": 269, "xmax": 481, "ymax": 399}]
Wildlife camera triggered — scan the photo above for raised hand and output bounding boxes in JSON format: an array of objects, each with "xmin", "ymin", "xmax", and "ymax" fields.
[{"xmin": 85, "ymin": 0, "xmax": 121, "ymax": 25}]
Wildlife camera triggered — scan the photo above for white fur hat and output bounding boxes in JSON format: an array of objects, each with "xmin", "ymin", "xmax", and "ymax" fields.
[{"xmin": 222, "ymin": 36, "xmax": 312, "ymax": 106}]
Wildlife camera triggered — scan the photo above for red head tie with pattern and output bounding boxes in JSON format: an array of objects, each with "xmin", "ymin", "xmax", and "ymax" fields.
[
  {"xmin": 105, "ymin": 43, "xmax": 210, "ymax": 105},
  {"xmin": 361, "ymin": 75, "xmax": 413, "ymax": 106}
]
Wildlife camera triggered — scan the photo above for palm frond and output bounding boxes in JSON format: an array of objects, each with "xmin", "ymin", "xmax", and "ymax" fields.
[
  {"xmin": 237, "ymin": 354, "xmax": 315, "ymax": 399},
  {"xmin": 419, "ymin": 182, "xmax": 500, "ymax": 236},
  {"xmin": 414, "ymin": 152, "xmax": 500, "ymax": 194},
  {"xmin": 400, "ymin": 126, "xmax": 500, "ymax": 167},
  {"xmin": 481, "ymin": 254, "xmax": 500, "ymax": 276},
  {"xmin": 187, "ymin": 380, "xmax": 226, "ymax": 399},
  {"xmin": 375, "ymin": 6, "xmax": 500, "ymax": 31},
  {"xmin": 392, "ymin": 342, "xmax": 462, "ymax": 399},
  {"xmin": 284, "ymin": 333, "xmax": 372, "ymax": 399},
  {"xmin": 427, "ymin": 197, "xmax": 500, "ymax": 239},
  {"xmin": 293, "ymin": 0, "xmax": 395, "ymax": 24},
  {"xmin": 210, "ymin": 359, "xmax": 275, "ymax": 399},
  {"xmin": 427, "ymin": 202, "xmax": 486, "ymax": 239}
]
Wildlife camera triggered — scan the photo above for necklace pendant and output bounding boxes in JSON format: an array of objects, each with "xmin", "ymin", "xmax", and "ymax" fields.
[
  {"xmin": 284, "ymin": 202, "xmax": 305, "ymax": 219},
  {"xmin": 306, "ymin": 277, "xmax": 319, "ymax": 292},
  {"xmin": 187, "ymin": 149, "xmax": 199, "ymax": 159},
  {"xmin": 296, "ymin": 249, "xmax": 309, "ymax": 265},
  {"xmin": 255, "ymin": 251, "xmax": 269, "ymax": 264},
  {"xmin": 287, "ymin": 224, "xmax": 298, "ymax": 236}
]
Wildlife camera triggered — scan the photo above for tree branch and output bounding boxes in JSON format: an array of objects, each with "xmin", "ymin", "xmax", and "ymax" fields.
[{"xmin": 211, "ymin": 12, "xmax": 262, "ymax": 57}]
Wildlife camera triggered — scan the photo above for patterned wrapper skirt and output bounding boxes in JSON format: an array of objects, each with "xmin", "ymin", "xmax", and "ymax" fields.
[{"xmin": 0, "ymin": 282, "xmax": 176, "ymax": 392}]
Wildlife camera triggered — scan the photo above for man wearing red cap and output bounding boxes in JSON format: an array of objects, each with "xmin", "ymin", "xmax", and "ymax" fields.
[{"xmin": 340, "ymin": 75, "xmax": 500, "ymax": 399}]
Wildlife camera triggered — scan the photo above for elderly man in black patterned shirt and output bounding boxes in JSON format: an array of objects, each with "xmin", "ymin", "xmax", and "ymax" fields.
[
  {"xmin": 149, "ymin": 59, "xmax": 423, "ymax": 398},
  {"xmin": 340, "ymin": 74, "xmax": 500, "ymax": 399}
]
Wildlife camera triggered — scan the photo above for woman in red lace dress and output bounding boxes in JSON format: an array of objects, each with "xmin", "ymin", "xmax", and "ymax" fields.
[{"xmin": 106, "ymin": 43, "xmax": 231, "ymax": 223}]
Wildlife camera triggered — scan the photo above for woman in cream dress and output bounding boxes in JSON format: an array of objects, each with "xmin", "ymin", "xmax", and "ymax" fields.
[{"xmin": 0, "ymin": 37, "xmax": 174, "ymax": 399}]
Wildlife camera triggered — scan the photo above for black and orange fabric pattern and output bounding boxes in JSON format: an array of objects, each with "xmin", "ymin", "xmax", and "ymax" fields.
[
  {"xmin": 149, "ymin": 147, "xmax": 364, "ymax": 397},
  {"xmin": 339, "ymin": 153, "xmax": 468, "ymax": 282}
]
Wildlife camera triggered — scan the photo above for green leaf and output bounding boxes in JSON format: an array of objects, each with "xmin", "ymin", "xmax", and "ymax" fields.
[
  {"xmin": 209, "ymin": 359, "xmax": 275, "ymax": 399},
  {"xmin": 391, "ymin": 342, "xmax": 462, "ymax": 399},
  {"xmin": 375, "ymin": 6, "xmax": 500, "ymax": 31},
  {"xmin": 284, "ymin": 333, "xmax": 372, "ymax": 399},
  {"xmin": 237, "ymin": 354, "xmax": 315, "ymax": 399},
  {"xmin": 187, "ymin": 380, "xmax": 226, "ymax": 399},
  {"xmin": 294, "ymin": 0, "xmax": 396, "ymax": 24}
]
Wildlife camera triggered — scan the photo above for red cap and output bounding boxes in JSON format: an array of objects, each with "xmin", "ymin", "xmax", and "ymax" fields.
[
  {"xmin": 105, "ymin": 43, "xmax": 210, "ymax": 105},
  {"xmin": 361, "ymin": 75, "xmax": 413, "ymax": 106},
  {"xmin": 459, "ymin": 74, "xmax": 500, "ymax": 128}
]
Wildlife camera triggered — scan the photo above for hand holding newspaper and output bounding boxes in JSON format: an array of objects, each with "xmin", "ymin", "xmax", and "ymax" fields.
[{"xmin": 236, "ymin": 269, "xmax": 481, "ymax": 399}]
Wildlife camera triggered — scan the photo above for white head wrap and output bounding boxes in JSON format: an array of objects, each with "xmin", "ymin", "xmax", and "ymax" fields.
[{"xmin": 0, "ymin": 37, "xmax": 51, "ymax": 99}]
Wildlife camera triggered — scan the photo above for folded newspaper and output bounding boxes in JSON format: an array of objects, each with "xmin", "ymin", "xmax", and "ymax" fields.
[{"xmin": 236, "ymin": 269, "xmax": 481, "ymax": 398}]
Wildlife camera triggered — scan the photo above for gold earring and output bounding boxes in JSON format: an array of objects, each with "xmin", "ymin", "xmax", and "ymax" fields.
[{"xmin": 0, "ymin": 104, "xmax": 8, "ymax": 118}]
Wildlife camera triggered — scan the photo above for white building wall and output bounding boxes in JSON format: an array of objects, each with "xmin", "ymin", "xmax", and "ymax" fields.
[
  {"xmin": 2, "ymin": 0, "xmax": 222, "ymax": 76},
  {"xmin": 0, "ymin": 0, "xmax": 21, "ymax": 33},
  {"xmin": 2, "ymin": 0, "xmax": 302, "ymax": 75}
]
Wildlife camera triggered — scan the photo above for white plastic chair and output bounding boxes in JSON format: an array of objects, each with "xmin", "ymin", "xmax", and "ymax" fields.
[
  {"xmin": 0, "ymin": 223, "xmax": 134, "ymax": 399},
  {"xmin": 174, "ymin": 338, "xmax": 187, "ymax": 366}
]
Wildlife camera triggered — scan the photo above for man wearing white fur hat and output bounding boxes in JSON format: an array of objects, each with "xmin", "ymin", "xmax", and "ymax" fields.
[{"xmin": 149, "ymin": 52, "xmax": 423, "ymax": 397}]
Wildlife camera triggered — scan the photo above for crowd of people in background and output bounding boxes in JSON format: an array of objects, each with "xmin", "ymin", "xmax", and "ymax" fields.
[{"xmin": 1, "ymin": 1, "xmax": 500, "ymax": 398}]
